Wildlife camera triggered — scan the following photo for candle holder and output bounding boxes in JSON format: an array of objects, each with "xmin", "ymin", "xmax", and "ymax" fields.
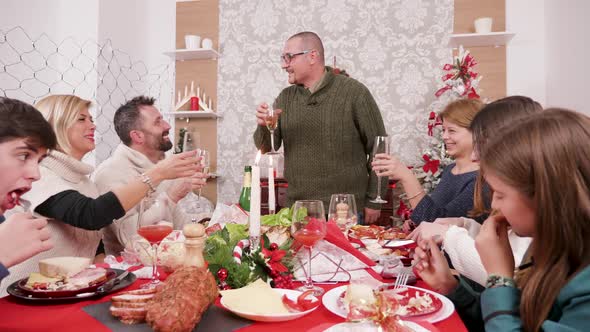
[{"xmin": 249, "ymin": 235, "xmax": 260, "ymax": 251}]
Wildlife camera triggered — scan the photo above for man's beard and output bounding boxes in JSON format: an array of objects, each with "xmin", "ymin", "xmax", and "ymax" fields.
[
  {"xmin": 147, "ymin": 130, "xmax": 173, "ymax": 152},
  {"xmin": 157, "ymin": 136, "xmax": 173, "ymax": 152}
]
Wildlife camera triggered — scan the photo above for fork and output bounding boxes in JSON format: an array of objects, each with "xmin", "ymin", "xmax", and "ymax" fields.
[{"xmin": 378, "ymin": 273, "xmax": 410, "ymax": 291}]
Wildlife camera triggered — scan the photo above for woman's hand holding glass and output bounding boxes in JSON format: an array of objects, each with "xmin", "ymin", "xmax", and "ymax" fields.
[{"xmin": 371, "ymin": 153, "xmax": 413, "ymax": 181}]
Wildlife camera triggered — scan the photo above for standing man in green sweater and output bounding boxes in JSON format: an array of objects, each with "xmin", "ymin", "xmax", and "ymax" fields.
[{"xmin": 253, "ymin": 31, "xmax": 387, "ymax": 223}]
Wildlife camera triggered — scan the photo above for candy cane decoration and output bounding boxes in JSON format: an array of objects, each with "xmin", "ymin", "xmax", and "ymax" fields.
[{"xmin": 233, "ymin": 239, "xmax": 250, "ymax": 264}]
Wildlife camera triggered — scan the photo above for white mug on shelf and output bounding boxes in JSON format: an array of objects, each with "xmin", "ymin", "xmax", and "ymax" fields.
[
  {"xmin": 184, "ymin": 35, "xmax": 201, "ymax": 49},
  {"xmin": 201, "ymin": 38, "xmax": 213, "ymax": 49},
  {"xmin": 474, "ymin": 17, "xmax": 493, "ymax": 34}
]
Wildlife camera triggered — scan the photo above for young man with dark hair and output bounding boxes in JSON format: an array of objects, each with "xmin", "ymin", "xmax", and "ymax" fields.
[
  {"xmin": 0, "ymin": 97, "xmax": 57, "ymax": 283},
  {"xmin": 94, "ymin": 96, "xmax": 206, "ymax": 255}
]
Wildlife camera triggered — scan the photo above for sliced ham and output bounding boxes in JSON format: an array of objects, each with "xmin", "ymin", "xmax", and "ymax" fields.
[
  {"xmin": 110, "ymin": 288, "xmax": 156, "ymax": 325},
  {"xmin": 67, "ymin": 267, "xmax": 108, "ymax": 289}
]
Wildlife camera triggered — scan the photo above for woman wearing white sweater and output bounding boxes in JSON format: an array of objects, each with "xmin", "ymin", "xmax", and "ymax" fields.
[
  {"xmin": 1, "ymin": 95, "xmax": 200, "ymax": 295},
  {"xmin": 408, "ymin": 96, "xmax": 542, "ymax": 286}
]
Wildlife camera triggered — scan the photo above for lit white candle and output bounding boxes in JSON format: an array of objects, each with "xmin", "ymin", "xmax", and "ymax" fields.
[
  {"xmin": 268, "ymin": 155, "xmax": 275, "ymax": 214},
  {"xmin": 250, "ymin": 151, "xmax": 262, "ymax": 237}
]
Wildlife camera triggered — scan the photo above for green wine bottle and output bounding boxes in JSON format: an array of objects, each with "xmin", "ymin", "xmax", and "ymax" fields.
[{"xmin": 238, "ymin": 166, "xmax": 252, "ymax": 212}]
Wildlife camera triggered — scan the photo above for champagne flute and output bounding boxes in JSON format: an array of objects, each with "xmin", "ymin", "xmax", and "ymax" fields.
[
  {"xmin": 291, "ymin": 200, "xmax": 327, "ymax": 296},
  {"xmin": 196, "ymin": 149, "xmax": 210, "ymax": 200},
  {"xmin": 136, "ymin": 195, "xmax": 173, "ymax": 288},
  {"xmin": 370, "ymin": 136, "xmax": 390, "ymax": 204},
  {"xmin": 179, "ymin": 131, "xmax": 201, "ymax": 222},
  {"xmin": 265, "ymin": 106, "xmax": 280, "ymax": 155},
  {"xmin": 328, "ymin": 193, "xmax": 358, "ymax": 239}
]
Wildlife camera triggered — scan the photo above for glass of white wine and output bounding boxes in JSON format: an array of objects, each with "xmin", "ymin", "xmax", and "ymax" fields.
[
  {"xmin": 370, "ymin": 136, "xmax": 390, "ymax": 204},
  {"xmin": 196, "ymin": 149, "xmax": 210, "ymax": 200},
  {"xmin": 265, "ymin": 106, "xmax": 280, "ymax": 155}
]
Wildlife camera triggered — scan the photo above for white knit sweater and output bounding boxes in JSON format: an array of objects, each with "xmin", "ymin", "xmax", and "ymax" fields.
[
  {"xmin": 0, "ymin": 151, "xmax": 101, "ymax": 296},
  {"xmin": 443, "ymin": 217, "xmax": 532, "ymax": 286},
  {"xmin": 93, "ymin": 144, "xmax": 190, "ymax": 255}
]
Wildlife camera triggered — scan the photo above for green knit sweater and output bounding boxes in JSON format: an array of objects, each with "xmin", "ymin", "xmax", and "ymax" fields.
[{"xmin": 254, "ymin": 66, "xmax": 387, "ymax": 210}]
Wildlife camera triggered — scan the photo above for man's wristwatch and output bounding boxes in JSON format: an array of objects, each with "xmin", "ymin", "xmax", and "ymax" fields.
[{"xmin": 486, "ymin": 274, "xmax": 516, "ymax": 288}]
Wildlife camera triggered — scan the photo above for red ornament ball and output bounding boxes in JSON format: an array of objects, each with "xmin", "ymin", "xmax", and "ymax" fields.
[
  {"xmin": 269, "ymin": 243, "xmax": 279, "ymax": 250},
  {"xmin": 217, "ymin": 268, "xmax": 228, "ymax": 281}
]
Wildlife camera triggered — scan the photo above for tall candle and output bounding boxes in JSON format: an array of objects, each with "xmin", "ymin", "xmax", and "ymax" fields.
[
  {"xmin": 268, "ymin": 155, "xmax": 275, "ymax": 214},
  {"xmin": 250, "ymin": 151, "xmax": 262, "ymax": 237}
]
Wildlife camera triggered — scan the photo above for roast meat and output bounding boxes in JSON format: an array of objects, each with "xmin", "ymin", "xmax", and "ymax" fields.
[{"xmin": 145, "ymin": 266, "xmax": 218, "ymax": 332}]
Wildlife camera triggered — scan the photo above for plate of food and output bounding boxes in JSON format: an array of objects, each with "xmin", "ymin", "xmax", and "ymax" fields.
[
  {"xmin": 350, "ymin": 225, "xmax": 408, "ymax": 241},
  {"xmin": 322, "ymin": 284, "xmax": 454, "ymax": 323},
  {"xmin": 220, "ymin": 279, "xmax": 320, "ymax": 322},
  {"xmin": 324, "ymin": 321, "xmax": 432, "ymax": 332},
  {"xmin": 6, "ymin": 257, "xmax": 135, "ymax": 301}
]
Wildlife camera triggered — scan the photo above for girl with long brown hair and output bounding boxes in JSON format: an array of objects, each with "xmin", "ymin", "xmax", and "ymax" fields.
[{"xmin": 415, "ymin": 108, "xmax": 590, "ymax": 331}]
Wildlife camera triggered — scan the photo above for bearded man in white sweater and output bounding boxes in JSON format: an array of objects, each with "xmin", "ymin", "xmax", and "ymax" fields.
[{"xmin": 93, "ymin": 96, "xmax": 206, "ymax": 255}]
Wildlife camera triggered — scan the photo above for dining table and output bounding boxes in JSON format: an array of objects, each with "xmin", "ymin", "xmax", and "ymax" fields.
[{"xmin": 0, "ymin": 262, "xmax": 467, "ymax": 332}]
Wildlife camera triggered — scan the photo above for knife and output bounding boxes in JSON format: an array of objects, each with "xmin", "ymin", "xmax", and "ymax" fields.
[
  {"xmin": 76, "ymin": 271, "xmax": 130, "ymax": 298},
  {"xmin": 97, "ymin": 270, "xmax": 130, "ymax": 294}
]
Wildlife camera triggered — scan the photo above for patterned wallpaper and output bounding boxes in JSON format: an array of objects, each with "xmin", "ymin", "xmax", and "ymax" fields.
[{"xmin": 217, "ymin": 0, "xmax": 454, "ymax": 203}]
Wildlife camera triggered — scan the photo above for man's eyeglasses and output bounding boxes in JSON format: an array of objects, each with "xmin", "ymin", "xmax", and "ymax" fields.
[{"xmin": 280, "ymin": 50, "xmax": 311, "ymax": 64}]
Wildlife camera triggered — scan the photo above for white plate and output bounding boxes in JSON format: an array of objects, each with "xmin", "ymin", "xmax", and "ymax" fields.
[
  {"xmin": 324, "ymin": 321, "xmax": 431, "ymax": 332},
  {"xmin": 220, "ymin": 288, "xmax": 319, "ymax": 322},
  {"xmin": 322, "ymin": 285, "xmax": 455, "ymax": 324}
]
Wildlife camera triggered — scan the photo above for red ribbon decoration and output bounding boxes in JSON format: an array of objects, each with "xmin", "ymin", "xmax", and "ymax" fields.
[
  {"xmin": 436, "ymin": 50, "xmax": 480, "ymax": 99},
  {"xmin": 422, "ymin": 155, "xmax": 440, "ymax": 174},
  {"xmin": 396, "ymin": 200, "xmax": 412, "ymax": 220}
]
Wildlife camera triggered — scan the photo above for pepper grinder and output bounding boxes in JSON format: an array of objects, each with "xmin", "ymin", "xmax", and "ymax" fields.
[{"xmin": 182, "ymin": 223, "xmax": 206, "ymax": 268}]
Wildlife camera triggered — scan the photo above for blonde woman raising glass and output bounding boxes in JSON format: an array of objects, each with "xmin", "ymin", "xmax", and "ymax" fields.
[{"xmin": 1, "ymin": 95, "xmax": 200, "ymax": 294}]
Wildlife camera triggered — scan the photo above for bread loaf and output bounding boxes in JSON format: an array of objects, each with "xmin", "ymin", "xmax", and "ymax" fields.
[{"xmin": 39, "ymin": 257, "xmax": 92, "ymax": 278}]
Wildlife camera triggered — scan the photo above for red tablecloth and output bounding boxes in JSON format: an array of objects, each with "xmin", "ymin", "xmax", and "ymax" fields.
[{"xmin": 0, "ymin": 267, "xmax": 467, "ymax": 332}]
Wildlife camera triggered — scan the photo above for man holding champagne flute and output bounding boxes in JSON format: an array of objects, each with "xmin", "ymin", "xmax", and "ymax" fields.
[
  {"xmin": 94, "ymin": 96, "xmax": 208, "ymax": 255},
  {"xmin": 254, "ymin": 31, "xmax": 387, "ymax": 223}
]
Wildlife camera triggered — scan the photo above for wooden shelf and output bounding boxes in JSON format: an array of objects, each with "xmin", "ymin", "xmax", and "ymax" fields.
[
  {"xmin": 163, "ymin": 48, "xmax": 219, "ymax": 61},
  {"xmin": 448, "ymin": 31, "xmax": 515, "ymax": 48},
  {"xmin": 163, "ymin": 110, "xmax": 220, "ymax": 118}
]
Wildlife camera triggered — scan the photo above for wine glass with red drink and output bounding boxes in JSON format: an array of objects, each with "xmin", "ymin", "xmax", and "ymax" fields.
[
  {"xmin": 137, "ymin": 195, "xmax": 173, "ymax": 288},
  {"xmin": 291, "ymin": 200, "xmax": 327, "ymax": 296}
]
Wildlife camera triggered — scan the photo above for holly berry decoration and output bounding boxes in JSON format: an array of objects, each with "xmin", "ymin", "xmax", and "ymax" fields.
[
  {"xmin": 272, "ymin": 273, "xmax": 294, "ymax": 289},
  {"xmin": 217, "ymin": 268, "xmax": 228, "ymax": 281},
  {"xmin": 269, "ymin": 243, "xmax": 279, "ymax": 251}
]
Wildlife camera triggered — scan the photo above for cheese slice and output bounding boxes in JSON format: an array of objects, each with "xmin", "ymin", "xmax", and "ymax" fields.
[
  {"xmin": 39, "ymin": 256, "xmax": 92, "ymax": 278},
  {"xmin": 344, "ymin": 283, "xmax": 376, "ymax": 307},
  {"xmin": 220, "ymin": 279, "xmax": 289, "ymax": 315},
  {"xmin": 25, "ymin": 272, "xmax": 62, "ymax": 288}
]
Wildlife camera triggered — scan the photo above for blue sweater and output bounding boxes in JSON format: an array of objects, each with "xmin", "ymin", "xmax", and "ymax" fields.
[
  {"xmin": 482, "ymin": 265, "xmax": 590, "ymax": 331},
  {"xmin": 411, "ymin": 163, "xmax": 481, "ymax": 224}
]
